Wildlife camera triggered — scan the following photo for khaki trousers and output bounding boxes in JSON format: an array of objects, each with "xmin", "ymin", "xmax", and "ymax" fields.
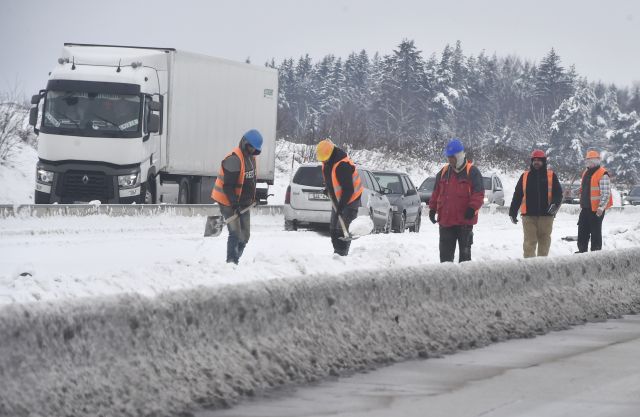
[{"xmin": 522, "ymin": 215, "xmax": 554, "ymax": 258}]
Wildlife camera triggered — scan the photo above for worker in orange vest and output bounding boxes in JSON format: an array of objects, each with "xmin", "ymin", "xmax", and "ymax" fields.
[
  {"xmin": 211, "ymin": 129, "xmax": 262, "ymax": 264},
  {"xmin": 577, "ymin": 150, "xmax": 613, "ymax": 252},
  {"xmin": 509, "ymin": 150, "xmax": 563, "ymax": 258},
  {"xmin": 316, "ymin": 139, "xmax": 364, "ymax": 256}
]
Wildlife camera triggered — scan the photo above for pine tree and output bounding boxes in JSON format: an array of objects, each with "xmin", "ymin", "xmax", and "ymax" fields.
[
  {"xmin": 535, "ymin": 49, "xmax": 573, "ymax": 112},
  {"xmin": 608, "ymin": 110, "xmax": 640, "ymax": 186},
  {"xmin": 548, "ymin": 82, "xmax": 596, "ymax": 173}
]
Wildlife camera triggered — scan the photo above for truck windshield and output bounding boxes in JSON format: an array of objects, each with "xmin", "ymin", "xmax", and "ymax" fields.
[{"xmin": 42, "ymin": 91, "xmax": 142, "ymax": 138}]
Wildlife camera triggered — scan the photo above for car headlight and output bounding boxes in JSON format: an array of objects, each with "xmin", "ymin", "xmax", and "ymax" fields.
[
  {"xmin": 118, "ymin": 172, "xmax": 141, "ymax": 188},
  {"xmin": 623, "ymin": 200, "xmax": 629, "ymax": 205},
  {"xmin": 36, "ymin": 168, "xmax": 54, "ymax": 184}
]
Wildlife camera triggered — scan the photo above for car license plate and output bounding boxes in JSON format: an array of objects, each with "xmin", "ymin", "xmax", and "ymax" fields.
[{"xmin": 310, "ymin": 193, "xmax": 328, "ymax": 200}]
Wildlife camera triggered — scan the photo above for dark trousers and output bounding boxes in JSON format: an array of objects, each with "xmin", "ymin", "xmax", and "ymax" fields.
[
  {"xmin": 439, "ymin": 225, "xmax": 474, "ymax": 263},
  {"xmin": 330, "ymin": 203, "xmax": 359, "ymax": 256},
  {"xmin": 577, "ymin": 208, "xmax": 605, "ymax": 252},
  {"xmin": 220, "ymin": 205, "xmax": 251, "ymax": 264}
]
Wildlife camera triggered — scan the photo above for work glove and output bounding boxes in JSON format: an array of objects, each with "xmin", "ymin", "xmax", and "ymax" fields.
[
  {"xmin": 429, "ymin": 209, "xmax": 437, "ymax": 224},
  {"xmin": 464, "ymin": 207, "xmax": 476, "ymax": 220},
  {"xmin": 547, "ymin": 203, "xmax": 560, "ymax": 216},
  {"xmin": 510, "ymin": 215, "xmax": 518, "ymax": 224}
]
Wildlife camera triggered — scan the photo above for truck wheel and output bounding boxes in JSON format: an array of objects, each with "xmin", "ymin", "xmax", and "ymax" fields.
[{"xmin": 178, "ymin": 178, "xmax": 190, "ymax": 204}]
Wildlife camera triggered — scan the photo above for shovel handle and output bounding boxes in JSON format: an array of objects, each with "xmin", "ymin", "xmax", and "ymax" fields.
[
  {"xmin": 224, "ymin": 202, "xmax": 257, "ymax": 224},
  {"xmin": 329, "ymin": 198, "xmax": 350, "ymax": 238}
]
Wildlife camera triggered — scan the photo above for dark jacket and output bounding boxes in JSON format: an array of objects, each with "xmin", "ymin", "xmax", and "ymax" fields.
[
  {"xmin": 509, "ymin": 161, "xmax": 563, "ymax": 217},
  {"xmin": 580, "ymin": 166, "xmax": 599, "ymax": 209},
  {"xmin": 221, "ymin": 140, "xmax": 257, "ymax": 207},
  {"xmin": 429, "ymin": 160, "xmax": 485, "ymax": 227},
  {"xmin": 322, "ymin": 147, "xmax": 360, "ymax": 212}
]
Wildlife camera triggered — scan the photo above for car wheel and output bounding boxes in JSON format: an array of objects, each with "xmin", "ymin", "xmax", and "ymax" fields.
[
  {"xmin": 409, "ymin": 210, "xmax": 421, "ymax": 232},
  {"xmin": 384, "ymin": 211, "xmax": 393, "ymax": 234},
  {"xmin": 395, "ymin": 212, "xmax": 406, "ymax": 233},
  {"xmin": 370, "ymin": 209, "xmax": 378, "ymax": 233},
  {"xmin": 284, "ymin": 219, "xmax": 297, "ymax": 231}
]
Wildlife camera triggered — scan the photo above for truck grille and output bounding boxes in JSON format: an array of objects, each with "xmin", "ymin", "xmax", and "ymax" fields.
[{"xmin": 57, "ymin": 171, "xmax": 114, "ymax": 202}]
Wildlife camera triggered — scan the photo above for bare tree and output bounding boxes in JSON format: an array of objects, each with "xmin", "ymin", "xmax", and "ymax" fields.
[{"xmin": 0, "ymin": 88, "xmax": 31, "ymax": 164}]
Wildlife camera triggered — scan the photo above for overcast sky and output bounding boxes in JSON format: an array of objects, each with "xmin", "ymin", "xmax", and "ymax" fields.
[{"xmin": 1, "ymin": 0, "xmax": 638, "ymax": 96}]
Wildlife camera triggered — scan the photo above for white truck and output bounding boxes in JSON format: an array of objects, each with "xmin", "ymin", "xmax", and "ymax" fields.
[{"xmin": 29, "ymin": 43, "xmax": 278, "ymax": 204}]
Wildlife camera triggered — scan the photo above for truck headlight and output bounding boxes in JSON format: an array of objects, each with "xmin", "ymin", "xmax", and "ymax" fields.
[
  {"xmin": 483, "ymin": 197, "xmax": 489, "ymax": 203},
  {"xmin": 118, "ymin": 172, "xmax": 140, "ymax": 188},
  {"xmin": 36, "ymin": 168, "xmax": 54, "ymax": 184}
]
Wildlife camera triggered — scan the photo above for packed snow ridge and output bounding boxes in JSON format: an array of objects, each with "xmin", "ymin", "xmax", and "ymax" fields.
[{"xmin": 1, "ymin": 248, "xmax": 640, "ymax": 417}]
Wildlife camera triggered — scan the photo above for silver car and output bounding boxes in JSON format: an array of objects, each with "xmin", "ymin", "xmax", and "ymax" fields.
[
  {"xmin": 283, "ymin": 163, "xmax": 392, "ymax": 233},
  {"xmin": 283, "ymin": 163, "xmax": 331, "ymax": 231},
  {"xmin": 483, "ymin": 173, "xmax": 505, "ymax": 206},
  {"xmin": 372, "ymin": 171, "xmax": 422, "ymax": 233}
]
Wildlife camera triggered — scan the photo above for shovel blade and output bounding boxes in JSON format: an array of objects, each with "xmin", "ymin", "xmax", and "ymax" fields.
[{"xmin": 204, "ymin": 215, "xmax": 224, "ymax": 237}]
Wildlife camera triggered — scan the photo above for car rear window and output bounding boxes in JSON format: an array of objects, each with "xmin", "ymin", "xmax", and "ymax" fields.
[
  {"xmin": 630, "ymin": 187, "xmax": 640, "ymax": 197},
  {"xmin": 483, "ymin": 177, "xmax": 492, "ymax": 190},
  {"xmin": 292, "ymin": 166, "xmax": 324, "ymax": 187}
]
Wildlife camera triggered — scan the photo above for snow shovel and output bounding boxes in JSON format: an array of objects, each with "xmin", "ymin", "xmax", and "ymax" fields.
[
  {"xmin": 204, "ymin": 203, "xmax": 256, "ymax": 237},
  {"xmin": 329, "ymin": 198, "xmax": 359, "ymax": 241}
]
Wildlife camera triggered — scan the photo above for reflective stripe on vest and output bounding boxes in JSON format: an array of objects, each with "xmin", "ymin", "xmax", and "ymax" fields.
[
  {"xmin": 582, "ymin": 166, "xmax": 613, "ymax": 212},
  {"xmin": 521, "ymin": 170, "xmax": 553, "ymax": 215},
  {"xmin": 211, "ymin": 147, "xmax": 255, "ymax": 206},
  {"xmin": 325, "ymin": 156, "xmax": 364, "ymax": 205}
]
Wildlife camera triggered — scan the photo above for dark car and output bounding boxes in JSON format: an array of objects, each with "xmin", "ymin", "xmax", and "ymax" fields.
[
  {"xmin": 372, "ymin": 171, "xmax": 422, "ymax": 233},
  {"xmin": 623, "ymin": 186, "xmax": 640, "ymax": 206},
  {"xmin": 418, "ymin": 177, "xmax": 436, "ymax": 204}
]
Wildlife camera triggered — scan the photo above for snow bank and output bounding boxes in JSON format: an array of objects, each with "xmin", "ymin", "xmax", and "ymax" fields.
[{"xmin": 2, "ymin": 248, "xmax": 640, "ymax": 417}]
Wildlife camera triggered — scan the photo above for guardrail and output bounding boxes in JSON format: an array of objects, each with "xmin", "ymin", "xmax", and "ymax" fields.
[{"xmin": 0, "ymin": 204, "xmax": 287, "ymax": 218}]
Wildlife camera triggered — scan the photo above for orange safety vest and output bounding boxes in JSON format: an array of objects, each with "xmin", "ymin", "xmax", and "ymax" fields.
[
  {"xmin": 210, "ymin": 147, "xmax": 256, "ymax": 206},
  {"xmin": 323, "ymin": 156, "xmax": 363, "ymax": 205},
  {"xmin": 581, "ymin": 166, "xmax": 613, "ymax": 212},
  {"xmin": 439, "ymin": 162, "xmax": 478, "ymax": 215},
  {"xmin": 521, "ymin": 170, "xmax": 553, "ymax": 215}
]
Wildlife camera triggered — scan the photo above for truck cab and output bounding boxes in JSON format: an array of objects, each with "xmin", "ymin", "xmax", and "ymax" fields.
[{"xmin": 31, "ymin": 44, "xmax": 167, "ymax": 203}]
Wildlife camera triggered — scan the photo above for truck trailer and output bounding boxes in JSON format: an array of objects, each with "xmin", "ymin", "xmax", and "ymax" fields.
[{"xmin": 29, "ymin": 43, "xmax": 278, "ymax": 204}]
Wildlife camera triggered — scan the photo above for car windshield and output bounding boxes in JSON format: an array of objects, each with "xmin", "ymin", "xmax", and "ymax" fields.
[
  {"xmin": 419, "ymin": 177, "xmax": 436, "ymax": 191},
  {"xmin": 482, "ymin": 177, "xmax": 492, "ymax": 190},
  {"xmin": 292, "ymin": 166, "xmax": 324, "ymax": 187},
  {"xmin": 373, "ymin": 173, "xmax": 404, "ymax": 194},
  {"xmin": 630, "ymin": 187, "xmax": 640, "ymax": 197},
  {"xmin": 42, "ymin": 90, "xmax": 142, "ymax": 138}
]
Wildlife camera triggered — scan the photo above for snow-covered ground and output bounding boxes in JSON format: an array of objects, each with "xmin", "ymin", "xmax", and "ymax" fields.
[
  {"xmin": 1, "ymin": 209, "xmax": 639, "ymax": 305},
  {"xmin": 0, "ymin": 141, "xmax": 37, "ymax": 204}
]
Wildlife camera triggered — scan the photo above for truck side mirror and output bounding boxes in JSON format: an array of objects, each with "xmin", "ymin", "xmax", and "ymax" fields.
[
  {"xmin": 147, "ymin": 114, "xmax": 160, "ymax": 133},
  {"xmin": 148, "ymin": 101, "xmax": 161, "ymax": 112},
  {"xmin": 31, "ymin": 94, "xmax": 41, "ymax": 105},
  {"xmin": 29, "ymin": 107, "xmax": 39, "ymax": 128}
]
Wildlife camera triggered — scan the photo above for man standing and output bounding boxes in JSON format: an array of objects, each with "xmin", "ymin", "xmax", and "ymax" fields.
[
  {"xmin": 509, "ymin": 150, "xmax": 563, "ymax": 258},
  {"xmin": 211, "ymin": 129, "xmax": 263, "ymax": 264},
  {"xmin": 577, "ymin": 150, "xmax": 613, "ymax": 252},
  {"xmin": 316, "ymin": 139, "xmax": 363, "ymax": 256},
  {"xmin": 428, "ymin": 138, "xmax": 484, "ymax": 263}
]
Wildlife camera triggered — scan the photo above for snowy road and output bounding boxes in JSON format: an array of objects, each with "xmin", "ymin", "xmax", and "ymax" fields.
[
  {"xmin": 201, "ymin": 315, "xmax": 640, "ymax": 417},
  {"xmin": 1, "ymin": 209, "xmax": 639, "ymax": 304}
]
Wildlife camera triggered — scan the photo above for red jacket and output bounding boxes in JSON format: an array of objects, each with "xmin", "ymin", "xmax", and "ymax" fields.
[{"xmin": 429, "ymin": 162, "xmax": 485, "ymax": 227}]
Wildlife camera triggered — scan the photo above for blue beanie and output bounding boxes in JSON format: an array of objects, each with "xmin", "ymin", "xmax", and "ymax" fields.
[
  {"xmin": 445, "ymin": 138, "xmax": 464, "ymax": 157},
  {"xmin": 243, "ymin": 129, "xmax": 263, "ymax": 151}
]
